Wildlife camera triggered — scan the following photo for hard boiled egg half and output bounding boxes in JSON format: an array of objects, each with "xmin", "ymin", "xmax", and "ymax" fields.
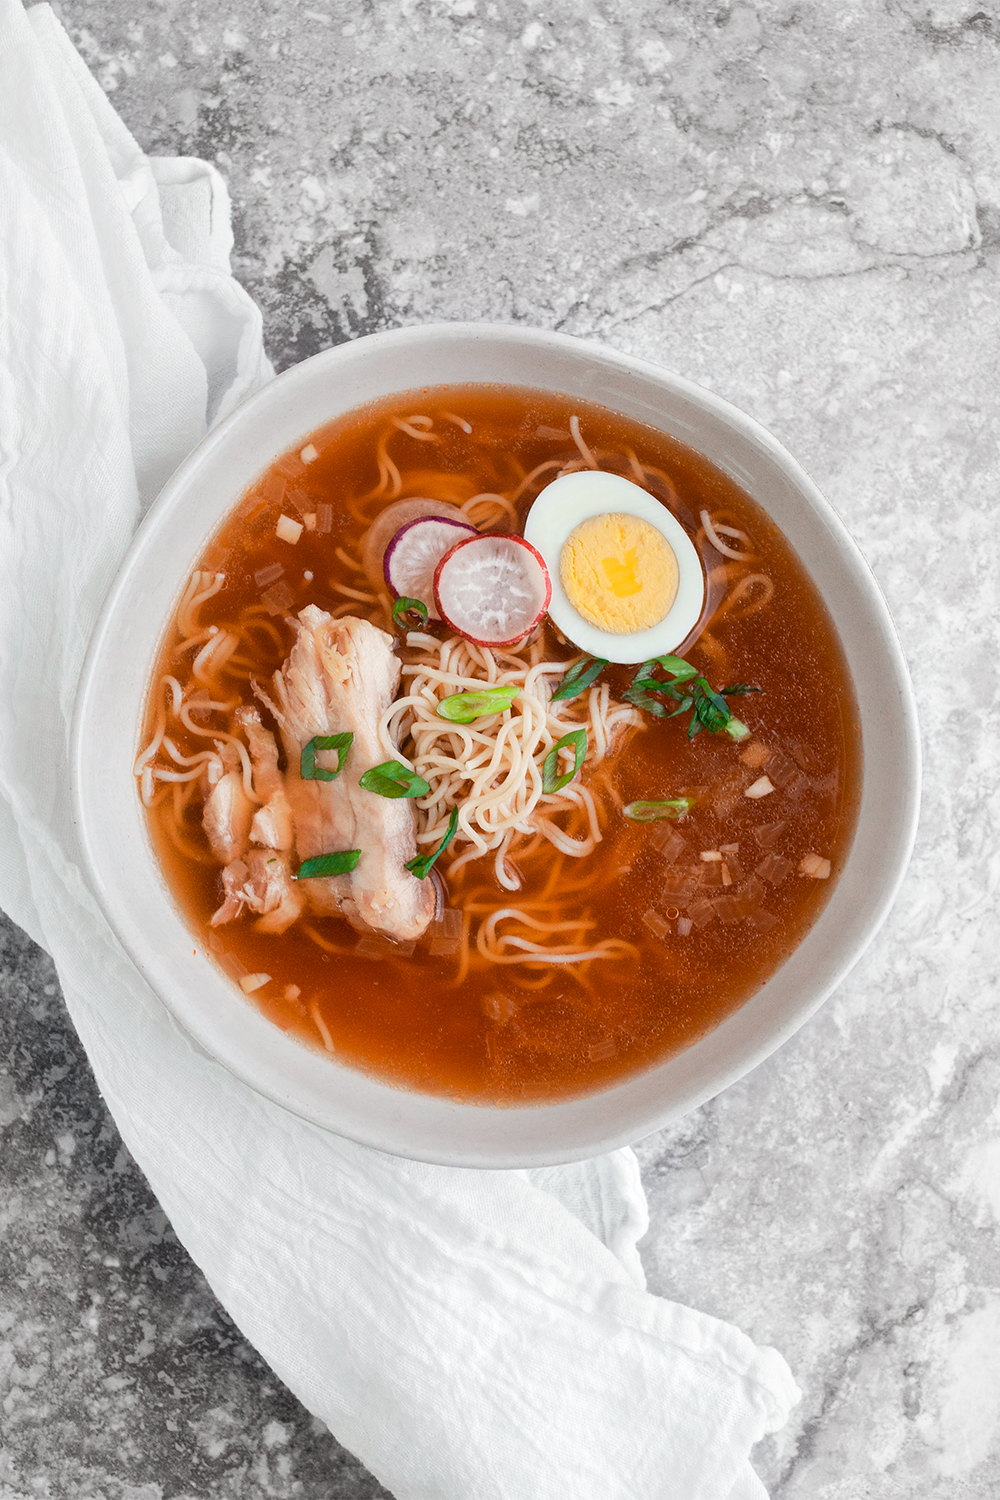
[{"xmin": 523, "ymin": 471, "xmax": 705, "ymax": 663}]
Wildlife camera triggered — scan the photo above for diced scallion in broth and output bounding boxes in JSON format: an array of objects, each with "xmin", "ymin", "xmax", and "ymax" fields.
[
  {"xmin": 623, "ymin": 654, "xmax": 761, "ymax": 742},
  {"xmin": 549, "ymin": 655, "xmax": 608, "ymax": 703},
  {"xmin": 624, "ymin": 798, "xmax": 694, "ymax": 822}
]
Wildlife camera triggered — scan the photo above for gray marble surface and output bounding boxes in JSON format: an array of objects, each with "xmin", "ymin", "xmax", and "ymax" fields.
[{"xmin": 3, "ymin": 0, "xmax": 999, "ymax": 1494}]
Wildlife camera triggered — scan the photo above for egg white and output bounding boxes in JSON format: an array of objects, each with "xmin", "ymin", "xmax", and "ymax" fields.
[{"xmin": 523, "ymin": 471, "xmax": 705, "ymax": 664}]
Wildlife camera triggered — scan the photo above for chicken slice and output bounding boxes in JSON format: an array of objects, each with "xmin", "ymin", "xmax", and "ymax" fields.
[
  {"xmin": 202, "ymin": 767, "xmax": 254, "ymax": 864},
  {"xmin": 237, "ymin": 705, "xmax": 284, "ymax": 799},
  {"xmin": 246, "ymin": 849, "xmax": 304, "ymax": 934},
  {"xmin": 267, "ymin": 606, "xmax": 435, "ymax": 942},
  {"xmin": 250, "ymin": 800, "xmax": 293, "ymax": 850},
  {"xmin": 210, "ymin": 850, "xmax": 304, "ymax": 934},
  {"xmin": 210, "ymin": 858, "xmax": 249, "ymax": 926},
  {"xmin": 236, "ymin": 705, "xmax": 294, "ymax": 850}
]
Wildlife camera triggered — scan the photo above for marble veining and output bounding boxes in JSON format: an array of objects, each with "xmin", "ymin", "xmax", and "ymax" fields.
[{"xmin": 2, "ymin": 0, "xmax": 999, "ymax": 1494}]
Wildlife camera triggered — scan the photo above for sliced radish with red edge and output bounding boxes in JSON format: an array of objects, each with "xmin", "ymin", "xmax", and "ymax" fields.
[
  {"xmin": 434, "ymin": 534, "xmax": 551, "ymax": 647},
  {"xmin": 361, "ymin": 497, "xmax": 467, "ymax": 588},
  {"xmin": 383, "ymin": 515, "xmax": 477, "ymax": 620}
]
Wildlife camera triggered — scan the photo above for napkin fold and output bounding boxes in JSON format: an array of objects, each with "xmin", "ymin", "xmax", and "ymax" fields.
[{"xmin": 0, "ymin": 5, "xmax": 800, "ymax": 1496}]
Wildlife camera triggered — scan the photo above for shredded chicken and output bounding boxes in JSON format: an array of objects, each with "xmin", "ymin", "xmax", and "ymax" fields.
[
  {"xmin": 211, "ymin": 858, "xmax": 248, "ymax": 927},
  {"xmin": 210, "ymin": 849, "xmax": 303, "ymax": 934},
  {"xmin": 264, "ymin": 606, "xmax": 435, "ymax": 942},
  {"xmin": 237, "ymin": 705, "xmax": 293, "ymax": 850},
  {"xmin": 202, "ymin": 765, "xmax": 253, "ymax": 864},
  {"xmin": 247, "ymin": 849, "xmax": 304, "ymax": 933},
  {"xmin": 237, "ymin": 705, "xmax": 283, "ymax": 798}
]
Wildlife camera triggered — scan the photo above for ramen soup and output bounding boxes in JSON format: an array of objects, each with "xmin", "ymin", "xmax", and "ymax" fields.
[{"xmin": 136, "ymin": 386, "xmax": 861, "ymax": 1104}]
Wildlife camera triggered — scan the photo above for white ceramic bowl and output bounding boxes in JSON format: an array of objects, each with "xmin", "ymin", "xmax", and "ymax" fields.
[{"xmin": 71, "ymin": 324, "xmax": 920, "ymax": 1168}]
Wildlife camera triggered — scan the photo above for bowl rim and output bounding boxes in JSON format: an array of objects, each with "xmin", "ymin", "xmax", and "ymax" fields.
[{"xmin": 70, "ymin": 321, "xmax": 921, "ymax": 1166}]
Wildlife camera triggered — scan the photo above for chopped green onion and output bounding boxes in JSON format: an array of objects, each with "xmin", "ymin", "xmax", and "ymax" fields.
[
  {"xmin": 359, "ymin": 760, "xmax": 430, "ymax": 799},
  {"xmin": 300, "ymin": 732, "xmax": 353, "ymax": 782},
  {"xmin": 436, "ymin": 686, "xmax": 519, "ymax": 723},
  {"xmin": 406, "ymin": 806, "xmax": 460, "ymax": 879},
  {"xmin": 542, "ymin": 729, "xmax": 587, "ymax": 795},
  {"xmin": 392, "ymin": 596, "xmax": 429, "ymax": 628},
  {"xmin": 717, "ymin": 684, "xmax": 760, "ymax": 743},
  {"xmin": 295, "ymin": 849, "xmax": 361, "ymax": 879},
  {"xmin": 623, "ymin": 798, "xmax": 694, "ymax": 822},
  {"xmin": 550, "ymin": 655, "xmax": 609, "ymax": 703},
  {"xmin": 642, "ymin": 654, "xmax": 699, "ymax": 683},
  {"xmin": 622, "ymin": 681, "xmax": 673, "ymax": 718},
  {"xmin": 624, "ymin": 654, "xmax": 762, "ymax": 742},
  {"xmin": 691, "ymin": 681, "xmax": 730, "ymax": 737}
]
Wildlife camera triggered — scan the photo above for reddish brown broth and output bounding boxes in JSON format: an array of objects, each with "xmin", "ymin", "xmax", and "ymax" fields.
[{"xmin": 144, "ymin": 385, "xmax": 861, "ymax": 1104}]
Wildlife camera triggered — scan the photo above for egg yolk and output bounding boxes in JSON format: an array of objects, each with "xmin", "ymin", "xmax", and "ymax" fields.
[{"xmin": 559, "ymin": 512, "xmax": 679, "ymax": 634}]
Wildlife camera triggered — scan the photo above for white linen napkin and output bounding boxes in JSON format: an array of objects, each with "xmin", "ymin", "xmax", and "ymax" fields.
[{"xmin": 0, "ymin": 5, "xmax": 800, "ymax": 1496}]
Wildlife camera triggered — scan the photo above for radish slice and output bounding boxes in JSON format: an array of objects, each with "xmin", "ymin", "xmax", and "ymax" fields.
[
  {"xmin": 434, "ymin": 535, "xmax": 551, "ymax": 647},
  {"xmin": 383, "ymin": 515, "xmax": 477, "ymax": 619},
  {"xmin": 361, "ymin": 497, "xmax": 466, "ymax": 588}
]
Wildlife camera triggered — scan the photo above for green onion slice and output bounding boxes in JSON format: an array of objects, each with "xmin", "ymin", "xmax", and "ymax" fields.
[
  {"xmin": 300, "ymin": 732, "xmax": 353, "ymax": 782},
  {"xmin": 623, "ymin": 798, "xmax": 694, "ymax": 822},
  {"xmin": 626, "ymin": 654, "xmax": 762, "ymax": 742},
  {"xmin": 691, "ymin": 681, "xmax": 730, "ymax": 737},
  {"xmin": 295, "ymin": 849, "xmax": 361, "ymax": 879},
  {"xmin": 622, "ymin": 681, "xmax": 672, "ymax": 717},
  {"xmin": 358, "ymin": 760, "xmax": 430, "ymax": 799},
  {"xmin": 550, "ymin": 655, "xmax": 608, "ymax": 703},
  {"xmin": 643, "ymin": 654, "xmax": 699, "ymax": 683},
  {"xmin": 542, "ymin": 729, "xmax": 587, "ymax": 795},
  {"xmin": 436, "ymin": 686, "xmax": 518, "ymax": 723},
  {"xmin": 405, "ymin": 806, "xmax": 460, "ymax": 880},
  {"xmin": 392, "ymin": 596, "xmax": 429, "ymax": 628}
]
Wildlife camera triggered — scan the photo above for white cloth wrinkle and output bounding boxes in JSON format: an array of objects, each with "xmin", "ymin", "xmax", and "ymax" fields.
[{"xmin": 0, "ymin": 5, "xmax": 800, "ymax": 1498}]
